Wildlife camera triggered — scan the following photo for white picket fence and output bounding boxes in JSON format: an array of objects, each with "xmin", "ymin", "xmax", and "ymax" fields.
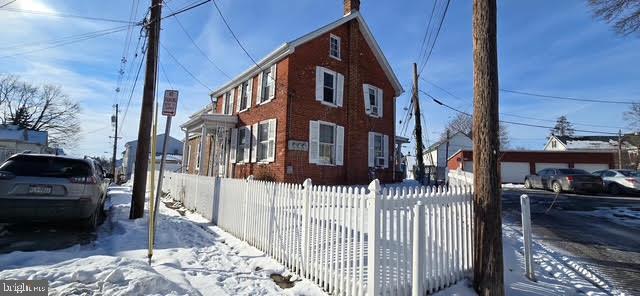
[{"xmin": 161, "ymin": 172, "xmax": 474, "ymax": 295}]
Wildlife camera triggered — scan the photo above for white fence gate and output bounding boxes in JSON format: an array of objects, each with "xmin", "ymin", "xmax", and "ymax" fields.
[{"xmin": 161, "ymin": 173, "xmax": 474, "ymax": 295}]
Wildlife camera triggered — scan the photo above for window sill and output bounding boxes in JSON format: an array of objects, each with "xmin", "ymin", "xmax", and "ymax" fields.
[
  {"xmin": 366, "ymin": 113, "xmax": 382, "ymax": 118},
  {"xmin": 238, "ymin": 107, "xmax": 251, "ymax": 114},
  {"xmin": 330, "ymin": 55, "xmax": 341, "ymax": 61},
  {"xmin": 320, "ymin": 100, "xmax": 339, "ymax": 108},
  {"xmin": 258, "ymin": 98, "xmax": 273, "ymax": 106}
]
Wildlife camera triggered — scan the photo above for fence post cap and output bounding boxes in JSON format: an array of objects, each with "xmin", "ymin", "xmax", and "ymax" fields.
[
  {"xmin": 246, "ymin": 175, "xmax": 254, "ymax": 181},
  {"xmin": 368, "ymin": 179, "xmax": 381, "ymax": 194},
  {"xmin": 303, "ymin": 178, "xmax": 312, "ymax": 188}
]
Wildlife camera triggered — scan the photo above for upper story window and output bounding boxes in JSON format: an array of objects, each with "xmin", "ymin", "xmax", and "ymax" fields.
[
  {"xmin": 363, "ymin": 84, "xmax": 383, "ymax": 118},
  {"xmin": 551, "ymin": 140, "xmax": 557, "ymax": 148},
  {"xmin": 222, "ymin": 91, "xmax": 233, "ymax": 115},
  {"xmin": 258, "ymin": 64, "xmax": 276, "ymax": 104},
  {"xmin": 315, "ymin": 66, "xmax": 344, "ymax": 107},
  {"xmin": 329, "ymin": 34, "xmax": 341, "ymax": 60},
  {"xmin": 237, "ymin": 79, "xmax": 252, "ymax": 112}
]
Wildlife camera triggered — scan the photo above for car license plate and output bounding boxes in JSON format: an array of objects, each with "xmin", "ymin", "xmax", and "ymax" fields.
[{"xmin": 29, "ymin": 185, "xmax": 52, "ymax": 195}]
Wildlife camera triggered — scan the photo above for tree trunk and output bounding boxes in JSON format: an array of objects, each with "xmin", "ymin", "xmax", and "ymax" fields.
[{"xmin": 472, "ymin": 0, "xmax": 504, "ymax": 295}]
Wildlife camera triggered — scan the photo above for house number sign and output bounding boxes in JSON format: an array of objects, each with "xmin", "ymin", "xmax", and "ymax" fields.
[{"xmin": 288, "ymin": 140, "xmax": 308, "ymax": 151}]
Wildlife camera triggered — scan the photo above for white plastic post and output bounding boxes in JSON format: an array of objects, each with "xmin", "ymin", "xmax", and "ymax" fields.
[
  {"xmin": 367, "ymin": 179, "xmax": 381, "ymax": 296},
  {"xmin": 520, "ymin": 194, "xmax": 536, "ymax": 281},
  {"xmin": 301, "ymin": 178, "xmax": 312, "ymax": 277},
  {"xmin": 242, "ymin": 175, "xmax": 254, "ymax": 241},
  {"xmin": 412, "ymin": 201, "xmax": 425, "ymax": 296}
]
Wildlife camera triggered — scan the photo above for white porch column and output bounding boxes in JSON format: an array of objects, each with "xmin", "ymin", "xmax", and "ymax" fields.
[
  {"xmin": 182, "ymin": 129, "xmax": 189, "ymax": 173},
  {"xmin": 198, "ymin": 125, "xmax": 207, "ymax": 175},
  {"xmin": 209, "ymin": 125, "xmax": 218, "ymax": 177}
]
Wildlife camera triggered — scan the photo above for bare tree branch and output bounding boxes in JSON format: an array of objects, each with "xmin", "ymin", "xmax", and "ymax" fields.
[{"xmin": 589, "ymin": 0, "xmax": 640, "ymax": 36}]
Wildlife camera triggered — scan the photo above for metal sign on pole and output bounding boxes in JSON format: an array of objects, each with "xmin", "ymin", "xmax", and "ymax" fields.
[{"xmin": 148, "ymin": 89, "xmax": 178, "ymax": 264}]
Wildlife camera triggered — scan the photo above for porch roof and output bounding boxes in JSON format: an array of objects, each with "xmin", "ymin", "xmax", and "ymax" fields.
[{"xmin": 180, "ymin": 113, "xmax": 238, "ymax": 133}]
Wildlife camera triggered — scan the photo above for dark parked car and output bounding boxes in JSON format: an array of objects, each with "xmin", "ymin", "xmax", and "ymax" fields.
[
  {"xmin": 0, "ymin": 154, "xmax": 110, "ymax": 230},
  {"xmin": 524, "ymin": 168, "xmax": 603, "ymax": 193}
]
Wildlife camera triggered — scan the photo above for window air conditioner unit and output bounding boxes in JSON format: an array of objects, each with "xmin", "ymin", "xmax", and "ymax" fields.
[
  {"xmin": 371, "ymin": 106, "xmax": 379, "ymax": 116},
  {"xmin": 376, "ymin": 157, "xmax": 385, "ymax": 167}
]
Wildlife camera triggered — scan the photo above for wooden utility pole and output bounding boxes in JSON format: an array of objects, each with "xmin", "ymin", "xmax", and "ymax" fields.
[
  {"xmin": 111, "ymin": 104, "xmax": 119, "ymax": 179},
  {"xmin": 412, "ymin": 63, "xmax": 427, "ymax": 185},
  {"xmin": 472, "ymin": 0, "xmax": 504, "ymax": 294},
  {"xmin": 130, "ymin": 0, "xmax": 162, "ymax": 219},
  {"xmin": 618, "ymin": 129, "xmax": 623, "ymax": 169},
  {"xmin": 445, "ymin": 129, "xmax": 450, "ymax": 166}
]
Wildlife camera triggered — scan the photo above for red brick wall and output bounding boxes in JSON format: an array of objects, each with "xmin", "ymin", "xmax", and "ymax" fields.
[{"xmin": 285, "ymin": 19, "xmax": 395, "ymax": 185}]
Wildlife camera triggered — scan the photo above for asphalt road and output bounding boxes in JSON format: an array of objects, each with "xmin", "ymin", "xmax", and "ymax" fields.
[{"xmin": 503, "ymin": 188, "xmax": 640, "ymax": 295}]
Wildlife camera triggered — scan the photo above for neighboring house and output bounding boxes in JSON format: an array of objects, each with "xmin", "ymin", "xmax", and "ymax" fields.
[
  {"xmin": 180, "ymin": 1, "xmax": 403, "ymax": 185},
  {"xmin": 545, "ymin": 134, "xmax": 640, "ymax": 169},
  {"xmin": 423, "ymin": 131, "xmax": 472, "ymax": 182},
  {"xmin": 448, "ymin": 149, "xmax": 614, "ymax": 184},
  {"xmin": 122, "ymin": 134, "xmax": 184, "ymax": 179},
  {"xmin": 0, "ymin": 124, "xmax": 49, "ymax": 162}
]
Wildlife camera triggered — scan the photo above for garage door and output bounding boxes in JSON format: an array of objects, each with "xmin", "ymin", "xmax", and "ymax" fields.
[
  {"xmin": 574, "ymin": 163, "xmax": 609, "ymax": 173},
  {"xmin": 500, "ymin": 162, "xmax": 530, "ymax": 184},
  {"xmin": 535, "ymin": 162, "xmax": 568, "ymax": 173}
]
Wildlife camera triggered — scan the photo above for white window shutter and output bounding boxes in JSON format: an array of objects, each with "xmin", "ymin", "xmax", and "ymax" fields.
[
  {"xmin": 378, "ymin": 87, "xmax": 384, "ymax": 118},
  {"xmin": 230, "ymin": 128, "xmax": 238, "ymax": 163},
  {"xmin": 256, "ymin": 72, "xmax": 263, "ymax": 102},
  {"xmin": 267, "ymin": 118, "xmax": 277, "ymax": 162},
  {"xmin": 229, "ymin": 89, "xmax": 235, "ymax": 115},
  {"xmin": 363, "ymin": 84, "xmax": 370, "ymax": 115},
  {"xmin": 243, "ymin": 127, "xmax": 250, "ymax": 161},
  {"xmin": 309, "ymin": 120, "xmax": 319, "ymax": 164},
  {"xmin": 383, "ymin": 134, "xmax": 389, "ymax": 168},
  {"xmin": 368, "ymin": 132, "xmax": 374, "ymax": 167},
  {"xmin": 269, "ymin": 63, "xmax": 277, "ymax": 100},
  {"xmin": 250, "ymin": 123, "xmax": 258, "ymax": 163},
  {"xmin": 221, "ymin": 96, "xmax": 226, "ymax": 115},
  {"xmin": 247, "ymin": 78, "xmax": 253, "ymax": 108},
  {"xmin": 336, "ymin": 125, "xmax": 344, "ymax": 166},
  {"xmin": 315, "ymin": 67, "xmax": 323, "ymax": 102},
  {"xmin": 236, "ymin": 86, "xmax": 242, "ymax": 112},
  {"xmin": 336, "ymin": 73, "xmax": 344, "ymax": 107}
]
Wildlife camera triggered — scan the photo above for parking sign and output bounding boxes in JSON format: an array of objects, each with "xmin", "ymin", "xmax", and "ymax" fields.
[{"xmin": 162, "ymin": 90, "xmax": 179, "ymax": 116}]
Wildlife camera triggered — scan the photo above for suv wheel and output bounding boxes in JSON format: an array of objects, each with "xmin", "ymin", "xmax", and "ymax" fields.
[
  {"xmin": 609, "ymin": 183, "xmax": 622, "ymax": 195},
  {"xmin": 82, "ymin": 207, "xmax": 101, "ymax": 231},
  {"xmin": 552, "ymin": 182, "xmax": 562, "ymax": 193}
]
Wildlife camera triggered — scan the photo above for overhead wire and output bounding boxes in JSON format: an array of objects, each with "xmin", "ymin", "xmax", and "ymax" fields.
[
  {"xmin": 418, "ymin": 0, "xmax": 451, "ymax": 75},
  {"xmin": 0, "ymin": 7, "xmax": 138, "ymax": 24},
  {"xmin": 500, "ymin": 88, "xmax": 636, "ymax": 105},
  {"xmin": 160, "ymin": 41, "xmax": 213, "ymax": 92}
]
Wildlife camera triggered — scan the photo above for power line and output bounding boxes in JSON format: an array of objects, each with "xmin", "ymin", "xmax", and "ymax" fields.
[
  {"xmin": 160, "ymin": 0, "xmax": 212, "ymax": 21},
  {"xmin": 119, "ymin": 41, "xmax": 148, "ymax": 133},
  {"xmin": 211, "ymin": 0, "xmax": 261, "ymax": 68},
  {"xmin": 500, "ymin": 88, "xmax": 636, "ymax": 105},
  {"xmin": 0, "ymin": 0, "xmax": 16, "ymax": 9},
  {"xmin": 160, "ymin": 41, "xmax": 213, "ymax": 92},
  {"xmin": 0, "ymin": 26, "xmax": 129, "ymax": 59},
  {"xmin": 418, "ymin": 0, "xmax": 451, "ymax": 75},
  {"xmin": 425, "ymin": 92, "xmax": 621, "ymax": 135},
  {"xmin": 0, "ymin": 25, "xmax": 130, "ymax": 51},
  {"xmin": 0, "ymin": 7, "xmax": 138, "ymax": 24},
  {"xmin": 416, "ymin": 0, "xmax": 439, "ymax": 63},
  {"xmin": 423, "ymin": 79, "xmax": 629, "ymax": 130},
  {"xmin": 163, "ymin": 0, "xmax": 231, "ymax": 79}
]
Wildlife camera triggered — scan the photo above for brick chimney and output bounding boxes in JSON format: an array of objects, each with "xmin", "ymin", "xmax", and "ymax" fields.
[{"xmin": 344, "ymin": 0, "xmax": 360, "ymax": 15}]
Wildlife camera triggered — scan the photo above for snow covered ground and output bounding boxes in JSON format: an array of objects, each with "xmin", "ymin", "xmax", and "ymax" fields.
[{"xmin": 0, "ymin": 186, "xmax": 325, "ymax": 296}]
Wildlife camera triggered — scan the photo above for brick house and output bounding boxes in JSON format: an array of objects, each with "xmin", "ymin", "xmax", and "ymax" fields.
[{"xmin": 180, "ymin": 0, "xmax": 403, "ymax": 185}]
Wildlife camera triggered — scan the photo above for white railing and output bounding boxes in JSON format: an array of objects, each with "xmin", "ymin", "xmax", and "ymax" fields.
[
  {"xmin": 161, "ymin": 173, "xmax": 474, "ymax": 295},
  {"xmin": 447, "ymin": 169, "xmax": 474, "ymax": 187}
]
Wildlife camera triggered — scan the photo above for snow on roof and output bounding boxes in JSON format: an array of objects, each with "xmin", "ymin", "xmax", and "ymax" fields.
[
  {"xmin": 564, "ymin": 140, "xmax": 618, "ymax": 150},
  {"xmin": 0, "ymin": 124, "xmax": 47, "ymax": 145}
]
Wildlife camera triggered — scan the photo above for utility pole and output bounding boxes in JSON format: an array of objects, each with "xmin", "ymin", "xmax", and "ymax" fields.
[
  {"xmin": 618, "ymin": 129, "xmax": 623, "ymax": 169},
  {"xmin": 412, "ymin": 63, "xmax": 427, "ymax": 185},
  {"xmin": 472, "ymin": 0, "xmax": 504, "ymax": 295},
  {"xmin": 111, "ymin": 104, "xmax": 119, "ymax": 179},
  {"xmin": 130, "ymin": 0, "xmax": 162, "ymax": 219},
  {"xmin": 445, "ymin": 128, "xmax": 450, "ymax": 167}
]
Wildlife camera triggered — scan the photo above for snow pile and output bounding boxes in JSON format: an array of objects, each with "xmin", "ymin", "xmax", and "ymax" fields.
[
  {"xmin": 0, "ymin": 185, "xmax": 325, "ymax": 296},
  {"xmin": 503, "ymin": 183, "xmax": 525, "ymax": 189}
]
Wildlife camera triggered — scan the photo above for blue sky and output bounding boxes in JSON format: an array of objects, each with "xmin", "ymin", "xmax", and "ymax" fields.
[{"xmin": 0, "ymin": 0, "xmax": 638, "ymax": 158}]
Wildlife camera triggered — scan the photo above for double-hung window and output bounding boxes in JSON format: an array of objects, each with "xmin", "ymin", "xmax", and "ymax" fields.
[
  {"xmin": 236, "ymin": 127, "xmax": 248, "ymax": 163},
  {"xmin": 315, "ymin": 67, "xmax": 344, "ymax": 107},
  {"xmin": 363, "ymin": 84, "xmax": 383, "ymax": 118},
  {"xmin": 309, "ymin": 120, "xmax": 344, "ymax": 166},
  {"xmin": 318, "ymin": 123, "xmax": 335, "ymax": 165},
  {"xmin": 329, "ymin": 34, "xmax": 341, "ymax": 60},
  {"xmin": 257, "ymin": 122, "xmax": 270, "ymax": 161},
  {"xmin": 260, "ymin": 68, "xmax": 272, "ymax": 103},
  {"xmin": 238, "ymin": 80, "xmax": 251, "ymax": 112},
  {"xmin": 368, "ymin": 132, "xmax": 389, "ymax": 168},
  {"xmin": 223, "ymin": 91, "xmax": 232, "ymax": 115}
]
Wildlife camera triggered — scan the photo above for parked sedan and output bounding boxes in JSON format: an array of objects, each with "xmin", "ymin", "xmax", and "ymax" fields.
[
  {"xmin": 0, "ymin": 154, "xmax": 110, "ymax": 230},
  {"xmin": 593, "ymin": 169, "xmax": 640, "ymax": 195},
  {"xmin": 524, "ymin": 168, "xmax": 603, "ymax": 193}
]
